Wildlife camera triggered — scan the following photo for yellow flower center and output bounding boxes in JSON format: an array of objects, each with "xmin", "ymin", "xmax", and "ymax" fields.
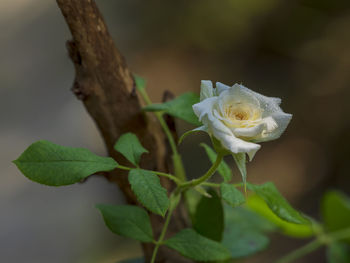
[
  {"xmin": 222, "ymin": 102, "xmax": 262, "ymax": 128},
  {"xmin": 225, "ymin": 106, "xmax": 249, "ymax": 121}
]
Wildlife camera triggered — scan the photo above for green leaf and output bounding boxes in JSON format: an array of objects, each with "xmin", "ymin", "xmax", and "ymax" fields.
[
  {"xmin": 327, "ymin": 242, "xmax": 350, "ymax": 263},
  {"xmin": 13, "ymin": 140, "xmax": 118, "ymax": 186},
  {"xmin": 222, "ymin": 205, "xmax": 274, "ymax": 258},
  {"xmin": 225, "ymin": 205, "xmax": 276, "ymax": 233},
  {"xmin": 201, "ymin": 143, "xmax": 232, "ymax": 182},
  {"xmin": 232, "ymin": 153, "xmax": 247, "ymax": 189},
  {"xmin": 96, "ymin": 204, "xmax": 153, "ymax": 242},
  {"xmin": 193, "ymin": 189, "xmax": 224, "ymax": 241},
  {"xmin": 247, "ymin": 194, "xmax": 315, "ymax": 238},
  {"xmin": 223, "ymin": 228, "xmax": 269, "ymax": 258},
  {"xmin": 114, "ymin": 133, "xmax": 148, "ymax": 166},
  {"xmin": 143, "ymin": 92, "xmax": 200, "ymax": 125},
  {"xmin": 247, "ymin": 182, "xmax": 309, "ymax": 224},
  {"xmin": 221, "ymin": 183, "xmax": 245, "ymax": 207},
  {"xmin": 322, "ymin": 191, "xmax": 350, "ymax": 236},
  {"xmin": 128, "ymin": 169, "xmax": 169, "ymax": 216},
  {"xmin": 165, "ymin": 228, "xmax": 231, "ymax": 261}
]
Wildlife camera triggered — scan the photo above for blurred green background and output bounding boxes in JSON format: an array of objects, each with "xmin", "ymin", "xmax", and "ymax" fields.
[{"xmin": 1, "ymin": 0, "xmax": 350, "ymax": 262}]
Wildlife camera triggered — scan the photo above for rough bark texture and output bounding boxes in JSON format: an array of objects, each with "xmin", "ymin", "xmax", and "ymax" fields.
[{"xmin": 56, "ymin": 0, "xmax": 190, "ymax": 262}]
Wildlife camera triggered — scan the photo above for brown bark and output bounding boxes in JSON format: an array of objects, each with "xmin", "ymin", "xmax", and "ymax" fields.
[{"xmin": 55, "ymin": 0, "xmax": 190, "ymax": 262}]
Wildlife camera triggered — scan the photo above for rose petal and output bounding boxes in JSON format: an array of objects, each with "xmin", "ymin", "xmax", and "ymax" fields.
[
  {"xmin": 247, "ymin": 148, "xmax": 259, "ymax": 161},
  {"xmin": 218, "ymin": 84, "xmax": 261, "ymax": 112},
  {"xmin": 264, "ymin": 116, "xmax": 278, "ymax": 132},
  {"xmin": 255, "ymin": 112, "xmax": 292, "ymax": 142},
  {"xmin": 204, "ymin": 114, "xmax": 261, "ymax": 155},
  {"xmin": 229, "ymin": 84, "xmax": 283, "ymax": 116},
  {"xmin": 200, "ymin": 80, "xmax": 214, "ymax": 101},
  {"xmin": 272, "ymin": 97, "xmax": 282, "ymax": 105},
  {"xmin": 216, "ymin": 82, "xmax": 230, "ymax": 95},
  {"xmin": 193, "ymin": 97, "xmax": 218, "ymax": 121},
  {"xmin": 233, "ymin": 122, "xmax": 267, "ymax": 138},
  {"xmin": 233, "ymin": 116, "xmax": 278, "ymax": 141}
]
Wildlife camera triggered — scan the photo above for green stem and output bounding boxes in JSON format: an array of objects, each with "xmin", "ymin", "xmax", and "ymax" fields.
[
  {"xmin": 156, "ymin": 114, "xmax": 187, "ymax": 182},
  {"xmin": 138, "ymin": 83, "xmax": 191, "ymax": 262},
  {"xmin": 115, "ymin": 164, "xmax": 133, "ymax": 171},
  {"xmin": 156, "ymin": 172, "xmax": 180, "ymax": 184},
  {"xmin": 276, "ymin": 227, "xmax": 350, "ymax": 263},
  {"xmin": 137, "ymin": 85, "xmax": 186, "ymax": 181},
  {"xmin": 201, "ymin": 182, "xmax": 220, "ymax": 188},
  {"xmin": 151, "ymin": 192, "xmax": 181, "ymax": 263},
  {"xmin": 329, "ymin": 227, "xmax": 350, "ymax": 242},
  {"xmin": 275, "ymin": 239, "xmax": 322, "ymax": 263},
  {"xmin": 180, "ymin": 153, "xmax": 223, "ymax": 190},
  {"xmin": 137, "ymin": 85, "xmax": 153, "ymax": 105},
  {"xmin": 150, "ymin": 211, "xmax": 172, "ymax": 263},
  {"xmin": 137, "ymin": 85, "xmax": 178, "ymax": 156},
  {"xmin": 157, "ymin": 112, "xmax": 179, "ymax": 156},
  {"xmin": 116, "ymin": 165, "xmax": 180, "ymax": 184},
  {"xmin": 172, "ymin": 153, "xmax": 186, "ymax": 182},
  {"xmin": 200, "ymin": 182, "xmax": 243, "ymax": 188},
  {"xmin": 233, "ymin": 182, "xmax": 244, "ymax": 188}
]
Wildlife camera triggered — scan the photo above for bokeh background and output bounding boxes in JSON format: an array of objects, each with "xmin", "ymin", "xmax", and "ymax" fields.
[{"xmin": 1, "ymin": 0, "xmax": 350, "ymax": 262}]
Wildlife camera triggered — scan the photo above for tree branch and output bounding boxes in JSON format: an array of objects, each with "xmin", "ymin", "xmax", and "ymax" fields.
[{"xmin": 56, "ymin": 0, "xmax": 190, "ymax": 262}]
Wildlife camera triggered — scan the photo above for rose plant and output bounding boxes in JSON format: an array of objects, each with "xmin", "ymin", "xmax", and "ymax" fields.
[{"xmin": 13, "ymin": 78, "xmax": 350, "ymax": 262}]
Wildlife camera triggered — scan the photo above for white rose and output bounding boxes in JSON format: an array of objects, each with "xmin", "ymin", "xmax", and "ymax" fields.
[{"xmin": 193, "ymin": 81, "xmax": 292, "ymax": 160}]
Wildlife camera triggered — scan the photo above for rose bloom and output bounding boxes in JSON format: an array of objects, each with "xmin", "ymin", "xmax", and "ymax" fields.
[{"xmin": 193, "ymin": 81, "xmax": 292, "ymax": 160}]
